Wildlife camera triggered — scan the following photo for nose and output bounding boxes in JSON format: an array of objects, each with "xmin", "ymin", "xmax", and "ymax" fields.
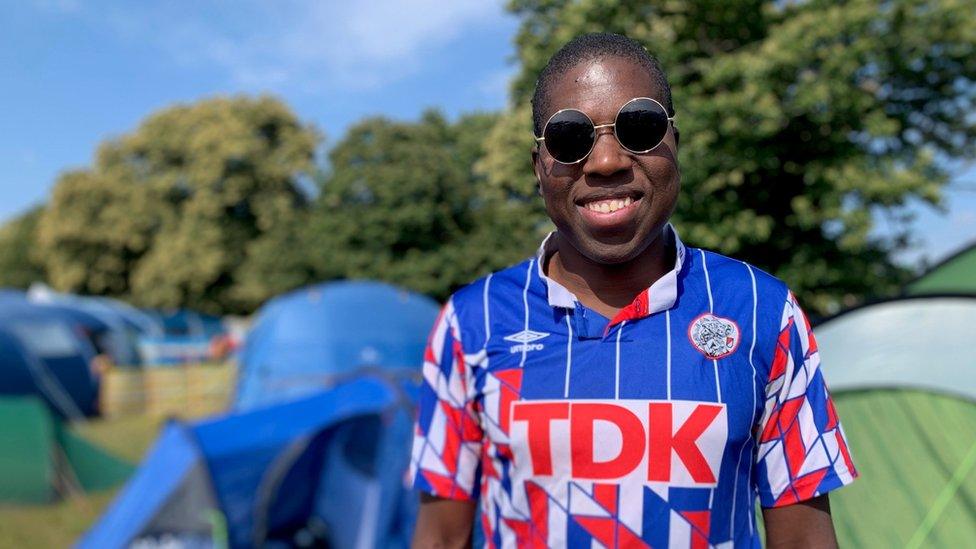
[{"xmin": 583, "ymin": 126, "xmax": 629, "ymax": 177}]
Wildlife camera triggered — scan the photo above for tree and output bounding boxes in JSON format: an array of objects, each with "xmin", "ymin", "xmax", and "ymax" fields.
[
  {"xmin": 306, "ymin": 110, "xmax": 541, "ymax": 300},
  {"xmin": 233, "ymin": 207, "xmax": 319, "ymax": 306},
  {"xmin": 37, "ymin": 95, "xmax": 319, "ymax": 314},
  {"xmin": 0, "ymin": 207, "xmax": 47, "ymax": 288},
  {"xmin": 486, "ymin": 0, "xmax": 976, "ymax": 314}
]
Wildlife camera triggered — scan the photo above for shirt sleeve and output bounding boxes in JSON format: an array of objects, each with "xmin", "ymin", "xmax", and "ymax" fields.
[
  {"xmin": 753, "ymin": 291, "xmax": 858, "ymax": 507},
  {"xmin": 409, "ymin": 298, "xmax": 484, "ymax": 500}
]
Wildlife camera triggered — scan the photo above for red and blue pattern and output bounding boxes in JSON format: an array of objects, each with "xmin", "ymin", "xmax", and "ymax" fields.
[{"xmin": 411, "ymin": 229, "xmax": 856, "ymax": 548}]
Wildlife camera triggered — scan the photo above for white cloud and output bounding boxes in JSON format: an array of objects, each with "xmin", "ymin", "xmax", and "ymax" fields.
[{"xmin": 90, "ymin": 0, "xmax": 507, "ymax": 92}]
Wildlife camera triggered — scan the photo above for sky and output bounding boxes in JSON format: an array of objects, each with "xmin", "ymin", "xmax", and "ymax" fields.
[{"xmin": 1, "ymin": 0, "xmax": 973, "ymax": 268}]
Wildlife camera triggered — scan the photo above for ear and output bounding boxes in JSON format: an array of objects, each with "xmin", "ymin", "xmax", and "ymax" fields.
[
  {"xmin": 672, "ymin": 124, "xmax": 680, "ymax": 146},
  {"xmin": 531, "ymin": 147, "xmax": 543, "ymax": 196}
]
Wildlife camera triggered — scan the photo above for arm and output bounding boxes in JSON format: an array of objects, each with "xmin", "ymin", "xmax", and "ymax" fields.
[
  {"xmin": 412, "ymin": 493, "xmax": 477, "ymax": 549},
  {"xmin": 410, "ymin": 299, "xmax": 484, "ymax": 548},
  {"xmin": 753, "ymin": 292, "xmax": 857, "ymax": 546},
  {"xmin": 762, "ymin": 495, "xmax": 838, "ymax": 549}
]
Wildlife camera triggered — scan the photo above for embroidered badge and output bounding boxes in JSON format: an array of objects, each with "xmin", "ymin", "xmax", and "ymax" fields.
[{"xmin": 688, "ymin": 313, "xmax": 740, "ymax": 359}]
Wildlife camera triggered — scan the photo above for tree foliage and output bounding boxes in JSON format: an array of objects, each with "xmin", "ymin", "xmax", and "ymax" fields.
[
  {"xmin": 305, "ymin": 110, "xmax": 541, "ymax": 300},
  {"xmin": 17, "ymin": 0, "xmax": 975, "ymax": 315},
  {"xmin": 0, "ymin": 207, "xmax": 47, "ymax": 289},
  {"xmin": 36, "ymin": 96, "xmax": 319, "ymax": 314},
  {"xmin": 489, "ymin": 0, "xmax": 976, "ymax": 313}
]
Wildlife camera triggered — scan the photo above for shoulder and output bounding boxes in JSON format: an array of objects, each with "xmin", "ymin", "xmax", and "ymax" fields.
[
  {"xmin": 684, "ymin": 247, "xmax": 795, "ymax": 370},
  {"xmin": 444, "ymin": 258, "xmax": 537, "ymax": 351},
  {"xmin": 685, "ymin": 247, "xmax": 790, "ymax": 313},
  {"xmin": 449, "ymin": 258, "xmax": 536, "ymax": 312}
]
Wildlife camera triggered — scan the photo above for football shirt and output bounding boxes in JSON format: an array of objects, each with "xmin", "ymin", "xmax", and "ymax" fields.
[{"xmin": 411, "ymin": 226, "xmax": 857, "ymax": 548}]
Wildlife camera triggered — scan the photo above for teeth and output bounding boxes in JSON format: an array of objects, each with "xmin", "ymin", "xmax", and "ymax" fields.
[{"xmin": 585, "ymin": 196, "xmax": 634, "ymax": 213}]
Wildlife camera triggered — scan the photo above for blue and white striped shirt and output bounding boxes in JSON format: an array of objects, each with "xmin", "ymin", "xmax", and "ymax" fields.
[{"xmin": 411, "ymin": 225, "xmax": 857, "ymax": 548}]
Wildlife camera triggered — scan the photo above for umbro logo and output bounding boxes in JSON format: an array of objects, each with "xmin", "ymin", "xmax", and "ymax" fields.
[
  {"xmin": 503, "ymin": 330, "xmax": 550, "ymax": 344},
  {"xmin": 503, "ymin": 330, "xmax": 550, "ymax": 354}
]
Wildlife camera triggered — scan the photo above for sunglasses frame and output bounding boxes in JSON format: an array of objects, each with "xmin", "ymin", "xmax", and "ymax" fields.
[{"xmin": 535, "ymin": 97, "xmax": 676, "ymax": 165}]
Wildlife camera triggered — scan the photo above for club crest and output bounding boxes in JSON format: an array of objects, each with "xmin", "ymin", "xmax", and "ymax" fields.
[{"xmin": 688, "ymin": 313, "xmax": 740, "ymax": 359}]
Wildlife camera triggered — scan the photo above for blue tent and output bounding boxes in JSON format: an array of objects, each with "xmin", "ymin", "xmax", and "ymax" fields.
[
  {"xmin": 235, "ymin": 280, "xmax": 440, "ymax": 410},
  {"xmin": 0, "ymin": 299, "xmax": 102, "ymax": 418},
  {"xmin": 28, "ymin": 284, "xmax": 161, "ymax": 366},
  {"xmin": 89, "ymin": 296, "xmax": 162, "ymax": 337},
  {"xmin": 139, "ymin": 308, "xmax": 225, "ymax": 339},
  {"xmin": 80, "ymin": 376, "xmax": 419, "ymax": 549},
  {"xmin": 135, "ymin": 308, "xmax": 228, "ymax": 366},
  {"xmin": 0, "ymin": 289, "xmax": 26, "ymax": 302}
]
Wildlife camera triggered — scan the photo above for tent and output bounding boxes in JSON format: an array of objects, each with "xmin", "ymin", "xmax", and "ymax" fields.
[
  {"xmin": 80, "ymin": 376, "xmax": 418, "ymax": 549},
  {"xmin": 28, "ymin": 283, "xmax": 160, "ymax": 366},
  {"xmin": 0, "ymin": 396, "xmax": 133, "ymax": 503},
  {"xmin": 0, "ymin": 298, "xmax": 104, "ymax": 417},
  {"xmin": 2, "ymin": 288, "xmax": 127, "ymax": 356},
  {"xmin": 815, "ymin": 295, "xmax": 976, "ymax": 546},
  {"xmin": 137, "ymin": 308, "xmax": 229, "ymax": 366},
  {"xmin": 906, "ymin": 240, "xmax": 976, "ymax": 295},
  {"xmin": 144, "ymin": 308, "xmax": 225, "ymax": 339},
  {"xmin": 0, "ymin": 288, "xmax": 26, "ymax": 301},
  {"xmin": 235, "ymin": 280, "xmax": 439, "ymax": 410}
]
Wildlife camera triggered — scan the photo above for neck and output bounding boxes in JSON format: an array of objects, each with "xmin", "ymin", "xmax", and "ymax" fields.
[{"xmin": 547, "ymin": 227, "xmax": 675, "ymax": 315}]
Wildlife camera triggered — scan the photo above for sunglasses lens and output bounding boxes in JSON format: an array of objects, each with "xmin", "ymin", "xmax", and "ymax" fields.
[
  {"xmin": 615, "ymin": 98, "xmax": 670, "ymax": 153},
  {"xmin": 543, "ymin": 109, "xmax": 595, "ymax": 164}
]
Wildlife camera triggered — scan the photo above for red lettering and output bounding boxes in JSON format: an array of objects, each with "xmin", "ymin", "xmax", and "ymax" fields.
[
  {"xmin": 571, "ymin": 404, "xmax": 645, "ymax": 479},
  {"xmin": 512, "ymin": 402, "xmax": 569, "ymax": 475},
  {"xmin": 511, "ymin": 400, "xmax": 725, "ymax": 485},
  {"xmin": 648, "ymin": 403, "xmax": 723, "ymax": 483}
]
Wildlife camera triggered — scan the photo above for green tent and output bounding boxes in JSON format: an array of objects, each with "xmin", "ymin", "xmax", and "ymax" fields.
[
  {"xmin": 816, "ymin": 295, "xmax": 976, "ymax": 548},
  {"xmin": 0, "ymin": 397, "xmax": 133, "ymax": 503},
  {"xmin": 906, "ymin": 241, "xmax": 976, "ymax": 295}
]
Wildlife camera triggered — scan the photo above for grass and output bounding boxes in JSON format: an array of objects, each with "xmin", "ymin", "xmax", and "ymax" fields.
[
  {"xmin": 73, "ymin": 412, "xmax": 166, "ymax": 463},
  {"xmin": 0, "ymin": 413, "xmax": 164, "ymax": 548},
  {"xmin": 0, "ymin": 491, "xmax": 118, "ymax": 548}
]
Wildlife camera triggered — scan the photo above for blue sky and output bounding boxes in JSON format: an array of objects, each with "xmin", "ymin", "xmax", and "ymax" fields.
[
  {"xmin": 0, "ymin": 1, "xmax": 519, "ymax": 214},
  {"xmin": 1, "ymin": 0, "xmax": 973, "ymax": 268}
]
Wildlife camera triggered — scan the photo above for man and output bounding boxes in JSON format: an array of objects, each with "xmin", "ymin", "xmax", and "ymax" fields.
[{"xmin": 410, "ymin": 33, "xmax": 856, "ymax": 548}]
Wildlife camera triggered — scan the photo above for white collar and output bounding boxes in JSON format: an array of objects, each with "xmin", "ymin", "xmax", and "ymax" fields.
[{"xmin": 535, "ymin": 223, "xmax": 686, "ymax": 315}]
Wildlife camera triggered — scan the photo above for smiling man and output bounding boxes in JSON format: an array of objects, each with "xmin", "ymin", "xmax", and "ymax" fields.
[{"xmin": 410, "ymin": 33, "xmax": 857, "ymax": 548}]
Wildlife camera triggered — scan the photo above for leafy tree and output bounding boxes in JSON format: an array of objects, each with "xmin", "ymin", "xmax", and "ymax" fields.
[
  {"xmin": 37, "ymin": 96, "xmax": 319, "ymax": 314},
  {"xmin": 486, "ymin": 0, "xmax": 976, "ymax": 314},
  {"xmin": 0, "ymin": 207, "xmax": 47, "ymax": 288},
  {"xmin": 306, "ymin": 110, "xmax": 541, "ymax": 300},
  {"xmin": 233, "ymin": 208, "xmax": 319, "ymax": 306}
]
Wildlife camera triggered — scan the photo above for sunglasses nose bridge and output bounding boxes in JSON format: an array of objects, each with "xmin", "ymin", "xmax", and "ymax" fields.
[
  {"xmin": 584, "ymin": 123, "xmax": 630, "ymax": 175},
  {"xmin": 592, "ymin": 123, "xmax": 617, "ymax": 146}
]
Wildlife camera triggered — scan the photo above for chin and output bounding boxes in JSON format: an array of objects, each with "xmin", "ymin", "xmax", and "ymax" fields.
[{"xmin": 571, "ymin": 231, "xmax": 649, "ymax": 266}]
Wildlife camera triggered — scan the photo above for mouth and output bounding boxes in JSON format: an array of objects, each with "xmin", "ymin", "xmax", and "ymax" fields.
[
  {"xmin": 575, "ymin": 191, "xmax": 644, "ymax": 231},
  {"xmin": 580, "ymin": 195, "xmax": 637, "ymax": 214}
]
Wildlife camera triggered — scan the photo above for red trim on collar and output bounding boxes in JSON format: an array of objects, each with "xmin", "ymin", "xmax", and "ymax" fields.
[{"xmin": 604, "ymin": 290, "xmax": 650, "ymax": 336}]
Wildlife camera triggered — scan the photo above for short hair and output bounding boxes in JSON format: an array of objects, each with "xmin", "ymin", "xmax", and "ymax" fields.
[{"xmin": 531, "ymin": 33, "xmax": 674, "ymax": 136}]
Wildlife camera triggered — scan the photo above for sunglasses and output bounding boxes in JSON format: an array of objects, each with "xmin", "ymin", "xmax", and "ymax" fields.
[{"xmin": 535, "ymin": 97, "xmax": 676, "ymax": 165}]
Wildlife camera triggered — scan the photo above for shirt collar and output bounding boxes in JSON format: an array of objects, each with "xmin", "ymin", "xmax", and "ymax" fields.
[{"xmin": 535, "ymin": 223, "xmax": 686, "ymax": 317}]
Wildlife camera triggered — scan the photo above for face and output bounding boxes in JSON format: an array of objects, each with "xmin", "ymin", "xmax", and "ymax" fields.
[{"xmin": 532, "ymin": 56, "xmax": 680, "ymax": 265}]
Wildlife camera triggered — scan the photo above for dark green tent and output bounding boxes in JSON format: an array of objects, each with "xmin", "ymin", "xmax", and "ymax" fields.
[{"xmin": 0, "ymin": 397, "xmax": 133, "ymax": 503}]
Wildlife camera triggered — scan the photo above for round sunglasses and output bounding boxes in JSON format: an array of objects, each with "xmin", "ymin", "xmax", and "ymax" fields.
[{"xmin": 535, "ymin": 97, "xmax": 676, "ymax": 165}]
